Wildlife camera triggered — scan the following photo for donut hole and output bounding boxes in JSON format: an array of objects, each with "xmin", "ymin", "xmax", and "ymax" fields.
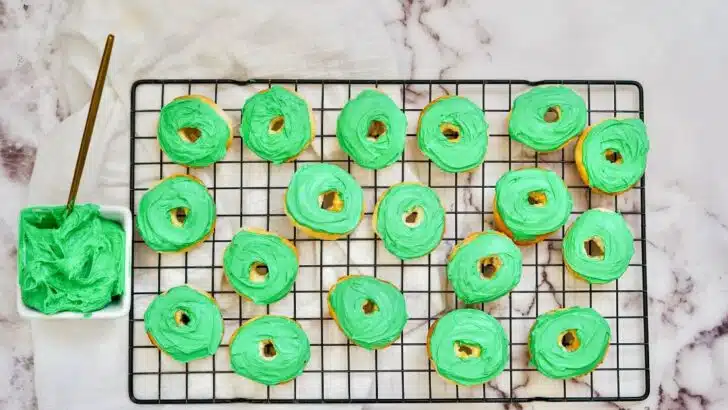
[
  {"xmin": 604, "ymin": 149, "xmax": 623, "ymax": 164},
  {"xmin": 174, "ymin": 310, "xmax": 191, "ymax": 326},
  {"xmin": 269, "ymin": 116, "xmax": 285, "ymax": 133},
  {"xmin": 543, "ymin": 107, "xmax": 561, "ymax": 123},
  {"xmin": 319, "ymin": 190, "xmax": 344, "ymax": 212},
  {"xmin": 453, "ymin": 341, "xmax": 481, "ymax": 359},
  {"xmin": 249, "ymin": 262, "xmax": 269, "ymax": 283},
  {"xmin": 527, "ymin": 191, "xmax": 547, "ymax": 207},
  {"xmin": 402, "ymin": 206, "xmax": 424, "ymax": 227},
  {"xmin": 170, "ymin": 207, "xmax": 189, "ymax": 227},
  {"xmin": 260, "ymin": 339, "xmax": 277, "ymax": 360},
  {"xmin": 584, "ymin": 237, "xmax": 605, "ymax": 260},
  {"xmin": 478, "ymin": 255, "xmax": 502, "ymax": 279},
  {"xmin": 362, "ymin": 299, "xmax": 378, "ymax": 315},
  {"xmin": 440, "ymin": 123, "xmax": 461, "ymax": 142},
  {"xmin": 367, "ymin": 120, "xmax": 387, "ymax": 142},
  {"xmin": 558, "ymin": 329, "xmax": 581, "ymax": 352},
  {"xmin": 178, "ymin": 127, "xmax": 201, "ymax": 143}
]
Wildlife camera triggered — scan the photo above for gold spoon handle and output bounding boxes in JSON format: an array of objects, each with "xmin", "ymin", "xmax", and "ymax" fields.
[{"xmin": 66, "ymin": 34, "xmax": 115, "ymax": 214}]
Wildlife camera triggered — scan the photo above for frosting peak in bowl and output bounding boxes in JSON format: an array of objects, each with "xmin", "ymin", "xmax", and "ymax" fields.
[{"xmin": 17, "ymin": 204, "xmax": 125, "ymax": 314}]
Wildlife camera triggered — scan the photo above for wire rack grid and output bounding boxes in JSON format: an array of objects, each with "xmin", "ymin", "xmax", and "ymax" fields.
[{"xmin": 128, "ymin": 79, "xmax": 649, "ymax": 404}]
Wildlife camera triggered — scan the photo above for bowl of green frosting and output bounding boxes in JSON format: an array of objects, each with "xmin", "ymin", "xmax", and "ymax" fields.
[{"xmin": 16, "ymin": 204, "xmax": 132, "ymax": 319}]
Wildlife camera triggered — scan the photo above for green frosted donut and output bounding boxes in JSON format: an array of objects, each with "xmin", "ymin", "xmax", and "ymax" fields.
[
  {"xmin": 336, "ymin": 90, "xmax": 406, "ymax": 170},
  {"xmin": 576, "ymin": 118, "xmax": 649, "ymax": 194},
  {"xmin": 447, "ymin": 231, "xmax": 522, "ymax": 304},
  {"xmin": 529, "ymin": 307, "xmax": 611, "ymax": 379},
  {"xmin": 240, "ymin": 86, "xmax": 313, "ymax": 164},
  {"xmin": 428, "ymin": 309, "xmax": 508, "ymax": 385},
  {"xmin": 563, "ymin": 209, "xmax": 634, "ymax": 284},
  {"xmin": 373, "ymin": 183, "xmax": 445, "ymax": 260},
  {"xmin": 136, "ymin": 175, "xmax": 216, "ymax": 252},
  {"xmin": 144, "ymin": 285, "xmax": 224, "ymax": 363},
  {"xmin": 509, "ymin": 86, "xmax": 587, "ymax": 152},
  {"xmin": 494, "ymin": 168, "xmax": 573, "ymax": 244},
  {"xmin": 223, "ymin": 228, "xmax": 298, "ymax": 304},
  {"xmin": 157, "ymin": 95, "xmax": 231, "ymax": 167},
  {"xmin": 328, "ymin": 275, "xmax": 407, "ymax": 350},
  {"xmin": 417, "ymin": 96, "xmax": 488, "ymax": 173},
  {"xmin": 229, "ymin": 316, "xmax": 310, "ymax": 385},
  {"xmin": 284, "ymin": 163, "xmax": 364, "ymax": 239}
]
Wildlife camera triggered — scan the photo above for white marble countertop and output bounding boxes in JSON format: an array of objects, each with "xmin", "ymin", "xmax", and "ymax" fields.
[{"xmin": 2, "ymin": 0, "xmax": 727, "ymax": 409}]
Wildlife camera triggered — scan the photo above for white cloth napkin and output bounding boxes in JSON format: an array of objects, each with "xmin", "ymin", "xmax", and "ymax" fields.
[{"xmin": 25, "ymin": 1, "xmax": 456, "ymax": 409}]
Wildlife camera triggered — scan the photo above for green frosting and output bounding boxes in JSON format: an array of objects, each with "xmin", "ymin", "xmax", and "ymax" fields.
[
  {"xmin": 157, "ymin": 96, "xmax": 230, "ymax": 167},
  {"xmin": 136, "ymin": 175, "xmax": 216, "ymax": 252},
  {"xmin": 509, "ymin": 86, "xmax": 587, "ymax": 152},
  {"xmin": 285, "ymin": 163, "xmax": 363, "ymax": 237},
  {"xmin": 374, "ymin": 183, "xmax": 445, "ymax": 260},
  {"xmin": 223, "ymin": 229, "xmax": 298, "ymax": 304},
  {"xmin": 144, "ymin": 285, "xmax": 224, "ymax": 363},
  {"xmin": 241, "ymin": 86, "xmax": 312, "ymax": 164},
  {"xmin": 230, "ymin": 316, "xmax": 310, "ymax": 385},
  {"xmin": 579, "ymin": 118, "xmax": 649, "ymax": 194},
  {"xmin": 495, "ymin": 168, "xmax": 573, "ymax": 242},
  {"xmin": 428, "ymin": 309, "xmax": 508, "ymax": 385},
  {"xmin": 328, "ymin": 275, "xmax": 407, "ymax": 350},
  {"xmin": 563, "ymin": 209, "xmax": 634, "ymax": 284},
  {"xmin": 447, "ymin": 231, "xmax": 522, "ymax": 304},
  {"xmin": 336, "ymin": 90, "xmax": 406, "ymax": 170},
  {"xmin": 529, "ymin": 307, "xmax": 611, "ymax": 379},
  {"xmin": 417, "ymin": 96, "xmax": 488, "ymax": 173},
  {"xmin": 17, "ymin": 204, "xmax": 125, "ymax": 314}
]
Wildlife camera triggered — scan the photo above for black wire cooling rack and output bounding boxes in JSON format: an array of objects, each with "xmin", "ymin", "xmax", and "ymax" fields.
[{"xmin": 128, "ymin": 79, "xmax": 649, "ymax": 404}]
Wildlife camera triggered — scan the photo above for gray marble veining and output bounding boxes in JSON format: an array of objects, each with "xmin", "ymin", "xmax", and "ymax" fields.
[{"xmin": 1, "ymin": 1, "xmax": 69, "ymax": 409}]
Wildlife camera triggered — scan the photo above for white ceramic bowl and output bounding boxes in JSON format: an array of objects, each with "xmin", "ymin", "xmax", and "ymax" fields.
[{"xmin": 17, "ymin": 205, "xmax": 132, "ymax": 319}]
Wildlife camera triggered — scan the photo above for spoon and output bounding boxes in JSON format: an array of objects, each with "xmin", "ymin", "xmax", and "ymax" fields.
[{"xmin": 66, "ymin": 34, "xmax": 115, "ymax": 215}]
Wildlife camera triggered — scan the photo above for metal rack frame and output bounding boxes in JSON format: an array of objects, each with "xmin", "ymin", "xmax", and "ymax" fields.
[{"xmin": 129, "ymin": 79, "xmax": 649, "ymax": 404}]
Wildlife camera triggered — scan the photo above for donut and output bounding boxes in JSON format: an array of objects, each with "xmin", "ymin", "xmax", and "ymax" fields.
[
  {"xmin": 284, "ymin": 163, "xmax": 364, "ymax": 240},
  {"xmin": 372, "ymin": 182, "xmax": 445, "ymax": 260},
  {"xmin": 563, "ymin": 209, "xmax": 634, "ymax": 284},
  {"xmin": 575, "ymin": 118, "xmax": 649, "ymax": 194},
  {"xmin": 144, "ymin": 285, "xmax": 224, "ymax": 363},
  {"xmin": 528, "ymin": 306, "xmax": 611, "ymax": 379},
  {"xmin": 327, "ymin": 275, "xmax": 407, "ymax": 350},
  {"xmin": 136, "ymin": 174, "xmax": 216, "ymax": 253},
  {"xmin": 18, "ymin": 204, "xmax": 125, "ymax": 314},
  {"xmin": 493, "ymin": 168, "xmax": 573, "ymax": 245},
  {"xmin": 336, "ymin": 90, "xmax": 407, "ymax": 170},
  {"xmin": 427, "ymin": 309, "xmax": 508, "ymax": 386},
  {"xmin": 508, "ymin": 86, "xmax": 587, "ymax": 152},
  {"xmin": 157, "ymin": 95, "xmax": 232, "ymax": 167},
  {"xmin": 240, "ymin": 86, "xmax": 315, "ymax": 164},
  {"xmin": 417, "ymin": 95, "xmax": 489, "ymax": 173},
  {"xmin": 222, "ymin": 228, "xmax": 298, "ymax": 304},
  {"xmin": 229, "ymin": 315, "xmax": 310, "ymax": 385},
  {"xmin": 447, "ymin": 230, "xmax": 522, "ymax": 304}
]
